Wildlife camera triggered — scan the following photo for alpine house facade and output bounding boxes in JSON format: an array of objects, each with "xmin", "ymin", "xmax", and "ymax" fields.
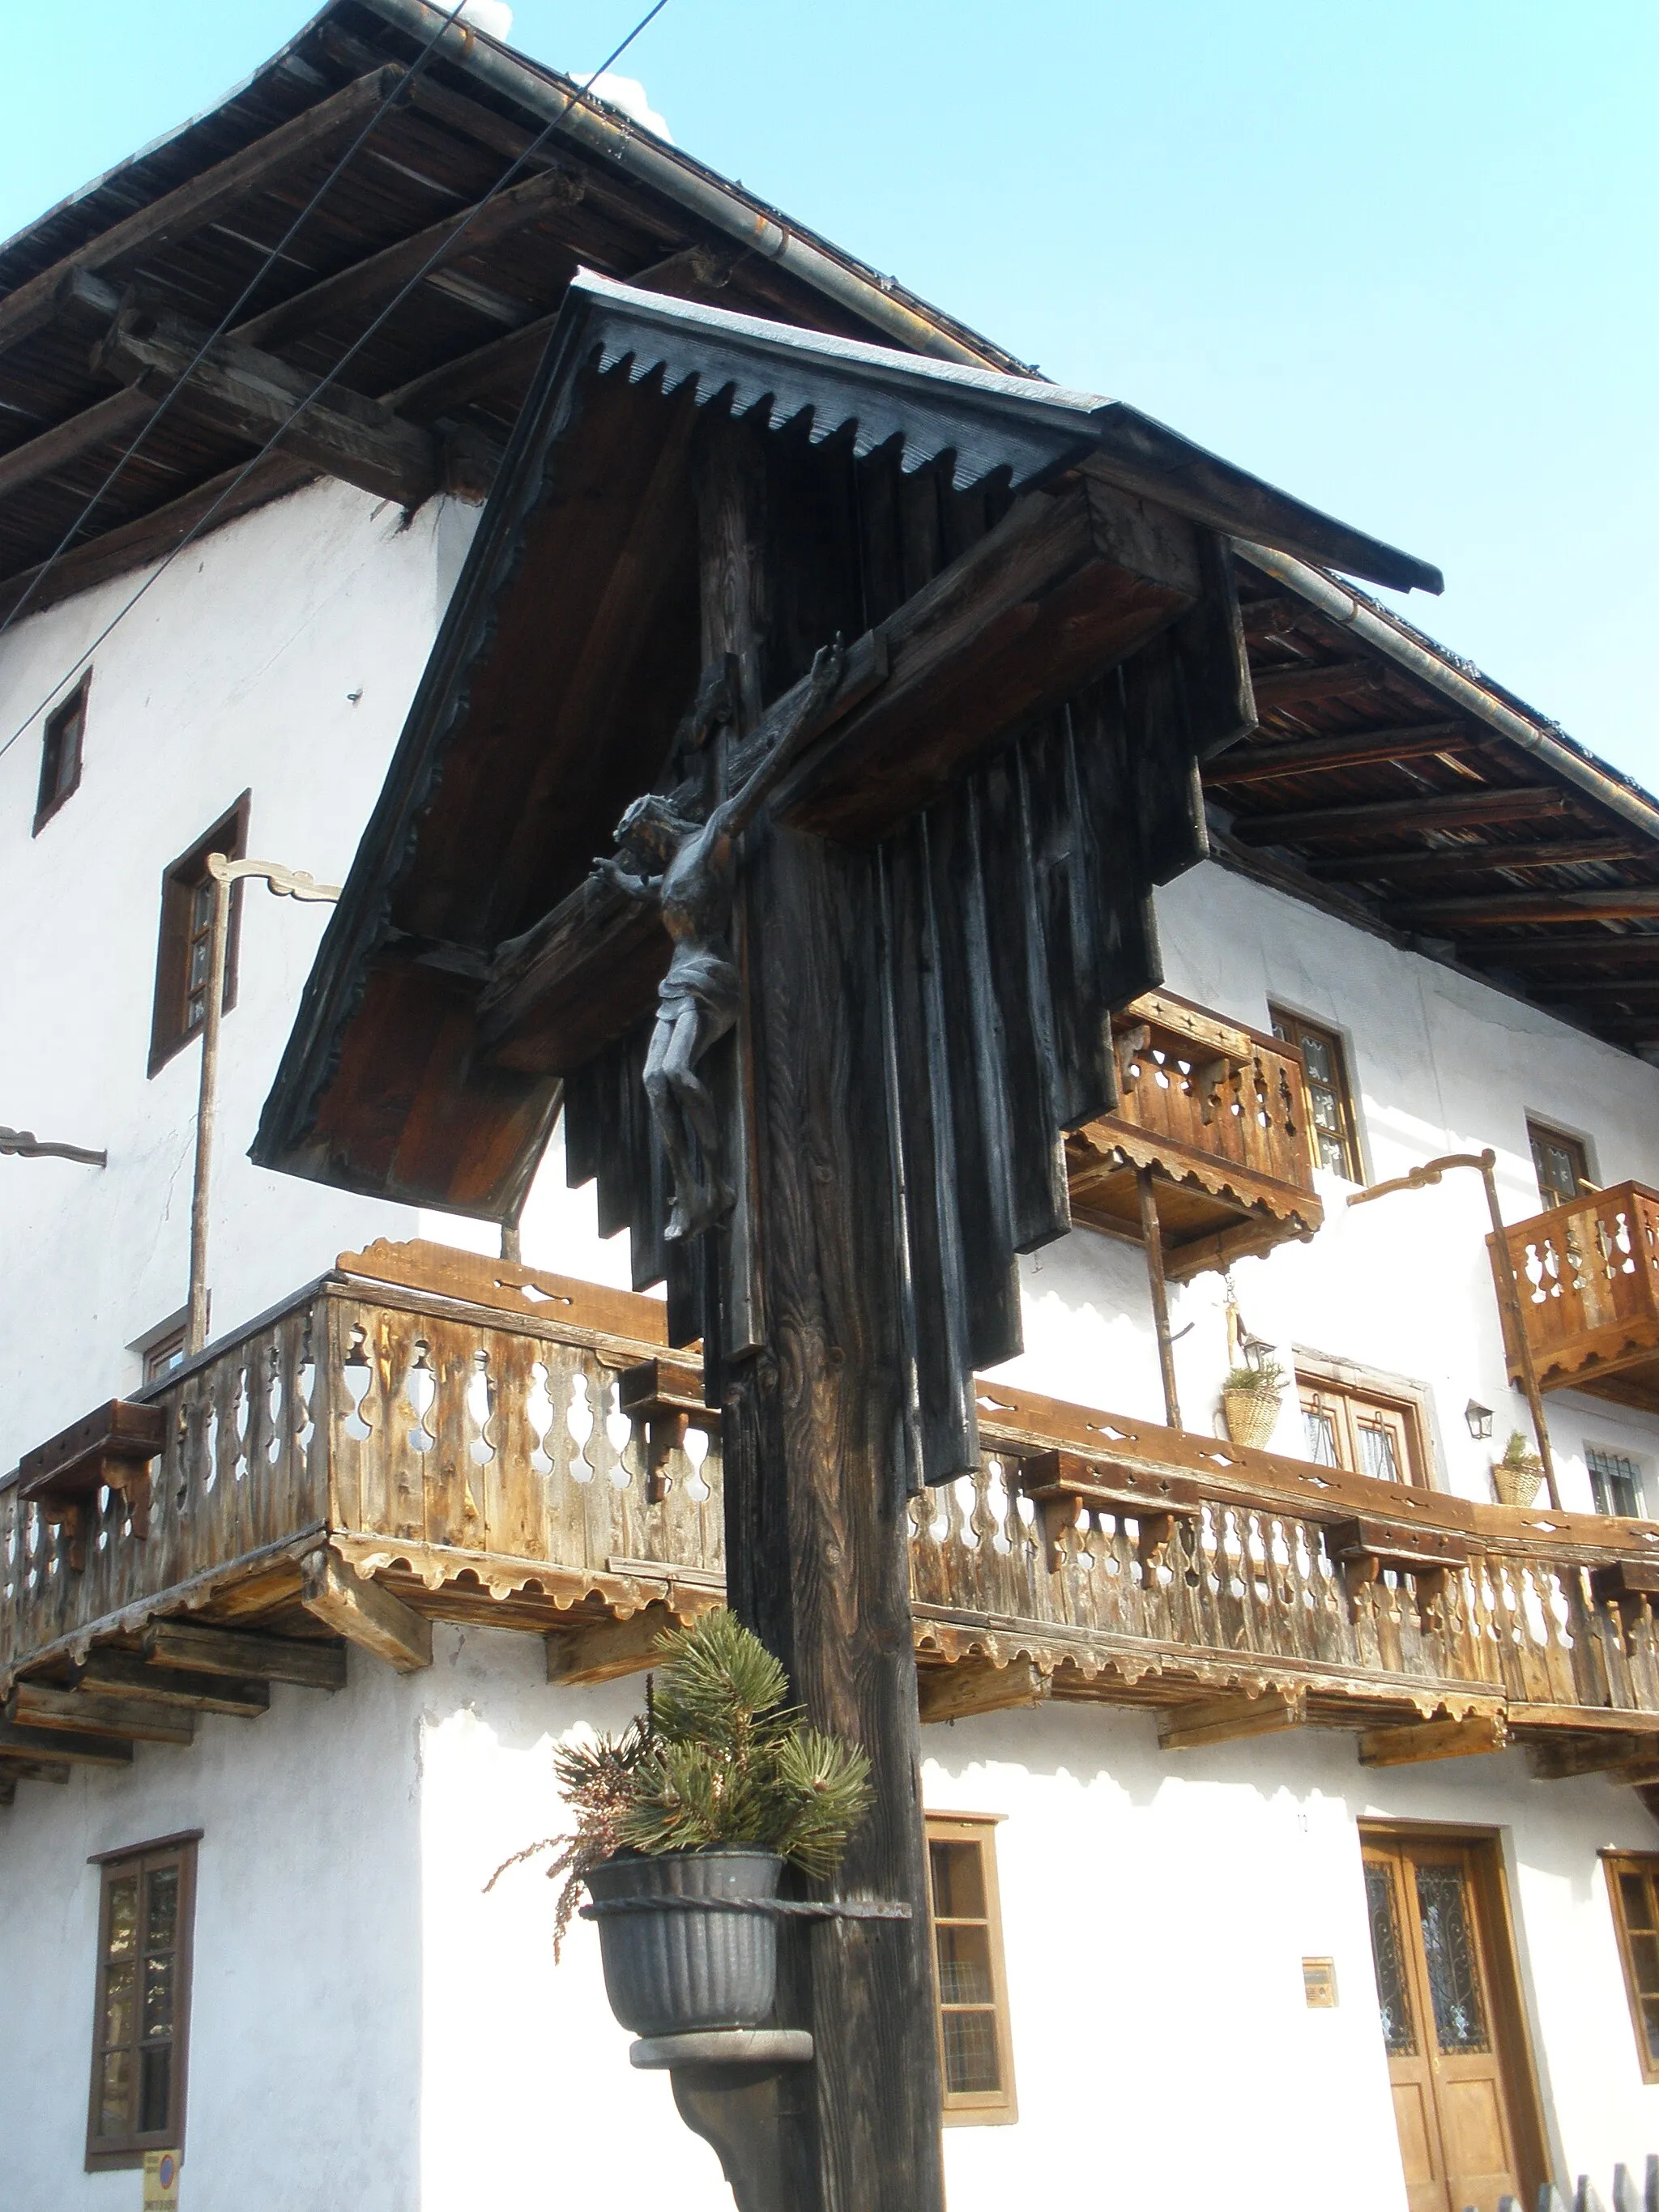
[{"xmin": 6, "ymin": 9, "xmax": 1659, "ymax": 2210}]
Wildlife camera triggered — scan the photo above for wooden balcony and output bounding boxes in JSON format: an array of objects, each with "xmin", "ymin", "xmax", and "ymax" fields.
[
  {"xmin": 10, "ymin": 1238, "xmax": 1659, "ymax": 1801},
  {"xmin": 1064, "ymin": 990, "xmax": 1323, "ymax": 1278},
  {"xmin": 1489, "ymin": 1180, "xmax": 1659, "ymax": 1413}
]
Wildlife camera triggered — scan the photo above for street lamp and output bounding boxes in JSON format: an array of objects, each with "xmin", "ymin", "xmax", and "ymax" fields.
[
  {"xmin": 186, "ymin": 854, "xmax": 339, "ymax": 1354},
  {"xmin": 1464, "ymin": 1400, "xmax": 1495, "ymax": 1442}
]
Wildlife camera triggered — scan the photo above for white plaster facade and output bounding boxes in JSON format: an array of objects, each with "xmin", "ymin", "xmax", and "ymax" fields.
[
  {"xmin": 7, "ymin": 471, "xmax": 1659, "ymax": 2206},
  {"xmin": 6, "ymin": 1628, "xmax": 1659, "ymax": 2209}
]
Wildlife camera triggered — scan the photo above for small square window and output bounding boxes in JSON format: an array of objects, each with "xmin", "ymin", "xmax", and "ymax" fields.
[
  {"xmin": 926, "ymin": 1814, "xmax": 1017, "ymax": 2125},
  {"xmin": 85, "ymin": 1835, "xmax": 197, "ymax": 2170},
  {"xmin": 148, "ymin": 796, "xmax": 249, "ymax": 1077},
  {"xmin": 1528, "ymin": 1121, "xmax": 1591, "ymax": 1212},
  {"xmin": 33, "ymin": 674, "xmax": 89, "ymax": 834},
  {"xmin": 1269, "ymin": 1008, "xmax": 1361, "ymax": 1182},
  {"xmin": 1586, "ymin": 1446, "xmax": 1645, "ymax": 1519},
  {"xmin": 1296, "ymin": 1370, "xmax": 1429, "ymax": 1486},
  {"xmin": 142, "ymin": 1329, "xmax": 187, "ymax": 1385}
]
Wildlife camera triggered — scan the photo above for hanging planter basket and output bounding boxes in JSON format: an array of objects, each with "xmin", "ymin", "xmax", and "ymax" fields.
[
  {"xmin": 1492, "ymin": 1456, "xmax": 1544, "ymax": 1508},
  {"xmin": 584, "ymin": 1847, "xmax": 784, "ymax": 2039},
  {"xmin": 1222, "ymin": 1388, "xmax": 1282, "ymax": 1451}
]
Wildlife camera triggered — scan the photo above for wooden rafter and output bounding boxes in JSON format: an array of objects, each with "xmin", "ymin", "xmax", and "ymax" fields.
[
  {"xmin": 1234, "ymin": 784, "xmax": 1572, "ymax": 846},
  {"xmin": 1250, "ymin": 657, "xmax": 1386, "ymax": 710},
  {"xmin": 1210, "ymin": 721, "xmax": 1469, "ymax": 782},
  {"xmin": 0, "ymin": 68, "xmax": 403, "ymax": 362},
  {"xmin": 1310, "ymin": 838, "xmax": 1643, "ymax": 882},
  {"xmin": 1388, "ymin": 887, "xmax": 1659, "ymax": 929}
]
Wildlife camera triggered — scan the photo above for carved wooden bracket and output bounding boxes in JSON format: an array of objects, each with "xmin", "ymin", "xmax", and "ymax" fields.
[
  {"xmin": 1018, "ymin": 1448, "xmax": 1201, "ymax": 1575},
  {"xmin": 17, "ymin": 1399, "xmax": 166, "ymax": 1570},
  {"xmin": 616, "ymin": 1356, "xmax": 719, "ymax": 1503},
  {"xmin": 1323, "ymin": 1515, "xmax": 1473, "ymax": 1609}
]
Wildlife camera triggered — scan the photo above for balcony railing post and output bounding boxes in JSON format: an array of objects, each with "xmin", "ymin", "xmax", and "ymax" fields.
[
  {"xmin": 1348, "ymin": 1148, "xmax": 1561, "ymax": 1511},
  {"xmin": 1135, "ymin": 1167, "xmax": 1183, "ymax": 1431}
]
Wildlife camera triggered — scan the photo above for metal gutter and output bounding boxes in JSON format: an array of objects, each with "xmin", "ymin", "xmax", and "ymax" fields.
[
  {"xmin": 361, "ymin": 0, "xmax": 1017, "ymax": 371},
  {"xmin": 1235, "ymin": 539, "xmax": 1659, "ymax": 846}
]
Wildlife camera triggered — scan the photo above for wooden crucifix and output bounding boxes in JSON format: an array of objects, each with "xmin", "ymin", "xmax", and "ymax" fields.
[
  {"xmin": 559, "ymin": 412, "xmax": 1251, "ymax": 2212},
  {"xmin": 256, "ymin": 272, "xmax": 1440, "ymax": 2212}
]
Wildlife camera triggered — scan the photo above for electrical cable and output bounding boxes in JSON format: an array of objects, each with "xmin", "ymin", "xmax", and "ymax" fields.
[
  {"xmin": 1, "ymin": 0, "xmax": 673, "ymax": 761},
  {"xmin": 0, "ymin": 0, "xmax": 475, "ymax": 650}
]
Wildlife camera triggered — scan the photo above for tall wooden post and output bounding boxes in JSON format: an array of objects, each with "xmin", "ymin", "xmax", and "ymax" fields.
[{"xmin": 697, "ymin": 420, "xmax": 946, "ymax": 2212}]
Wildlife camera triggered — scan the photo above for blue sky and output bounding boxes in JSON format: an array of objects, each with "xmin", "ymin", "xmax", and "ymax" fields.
[{"xmin": 2, "ymin": 2, "xmax": 1654, "ymax": 781}]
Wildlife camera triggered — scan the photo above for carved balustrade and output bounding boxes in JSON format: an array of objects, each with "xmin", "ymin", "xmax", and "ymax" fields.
[
  {"xmin": 1, "ymin": 1246, "xmax": 722, "ymax": 1689},
  {"xmin": 1064, "ymin": 990, "xmax": 1323, "ymax": 1277},
  {"xmin": 10, "ymin": 1242, "xmax": 1659, "ymax": 1752},
  {"xmin": 1491, "ymin": 1180, "xmax": 1659, "ymax": 1413}
]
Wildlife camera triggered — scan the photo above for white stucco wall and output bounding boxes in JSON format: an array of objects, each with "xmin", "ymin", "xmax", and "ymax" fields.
[
  {"xmin": 6, "ymin": 1632, "xmax": 1656, "ymax": 2209},
  {"xmin": 992, "ymin": 856, "xmax": 1659, "ymax": 1518},
  {"xmin": 0, "ymin": 482, "xmax": 644, "ymax": 1477},
  {"xmin": 926, "ymin": 1701, "xmax": 1659, "ymax": 2208}
]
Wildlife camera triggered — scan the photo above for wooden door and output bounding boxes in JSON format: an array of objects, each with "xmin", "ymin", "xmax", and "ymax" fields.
[{"xmin": 1361, "ymin": 1831, "xmax": 1541, "ymax": 2212}]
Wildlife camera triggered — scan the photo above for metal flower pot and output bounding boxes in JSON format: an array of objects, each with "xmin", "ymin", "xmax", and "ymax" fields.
[{"xmin": 586, "ymin": 1848, "xmax": 783, "ymax": 2038}]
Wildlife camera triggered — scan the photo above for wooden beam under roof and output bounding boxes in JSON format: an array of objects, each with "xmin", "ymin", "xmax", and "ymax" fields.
[
  {"xmin": 238, "ymin": 164, "xmax": 586, "ymax": 349},
  {"xmin": 0, "ymin": 451, "xmax": 313, "ymax": 624},
  {"xmin": 0, "ymin": 168, "xmax": 590, "ymax": 510},
  {"xmin": 1387, "ymin": 886, "xmax": 1659, "ymax": 929},
  {"xmin": 1531, "ymin": 977, "xmax": 1659, "ymax": 1000},
  {"xmin": 94, "ymin": 300, "xmax": 445, "ymax": 509},
  {"xmin": 0, "ymin": 68, "xmax": 403, "ymax": 363},
  {"xmin": 1458, "ymin": 931, "xmax": 1659, "ymax": 966},
  {"xmin": 1250, "ymin": 657, "xmax": 1387, "ymax": 710},
  {"xmin": 1310, "ymin": 838, "xmax": 1642, "ymax": 883},
  {"xmin": 1209, "ymin": 722, "xmax": 1468, "ymax": 782},
  {"xmin": 1233, "ymin": 784, "xmax": 1571, "ymax": 846}
]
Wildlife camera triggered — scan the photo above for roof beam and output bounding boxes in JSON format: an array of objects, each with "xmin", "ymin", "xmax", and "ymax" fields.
[
  {"xmin": 1530, "ymin": 977, "xmax": 1659, "ymax": 1001},
  {"xmin": 1387, "ymin": 887, "xmax": 1659, "ymax": 929},
  {"xmin": 0, "ymin": 450, "xmax": 312, "ymax": 624},
  {"xmin": 1209, "ymin": 722, "xmax": 1467, "ymax": 783},
  {"xmin": 1309, "ymin": 838, "xmax": 1642, "ymax": 883},
  {"xmin": 1460, "ymin": 932, "xmax": 1659, "ymax": 967},
  {"xmin": 0, "ymin": 68, "xmax": 403, "ymax": 363},
  {"xmin": 94, "ymin": 300, "xmax": 443, "ymax": 508},
  {"xmin": 1250, "ymin": 658, "xmax": 1388, "ymax": 711},
  {"xmin": 0, "ymin": 385, "xmax": 154, "ymax": 501},
  {"xmin": 1233, "ymin": 785, "xmax": 1572, "ymax": 846},
  {"xmin": 0, "ymin": 168, "xmax": 585, "ymax": 511},
  {"xmin": 237, "ymin": 164, "xmax": 586, "ymax": 351}
]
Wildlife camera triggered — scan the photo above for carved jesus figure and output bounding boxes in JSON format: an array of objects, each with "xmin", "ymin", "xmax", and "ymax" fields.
[{"xmin": 593, "ymin": 637, "xmax": 846, "ymax": 1240}]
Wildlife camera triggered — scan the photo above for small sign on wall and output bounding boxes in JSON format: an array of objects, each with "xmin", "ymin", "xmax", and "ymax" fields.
[
  {"xmin": 143, "ymin": 2150, "xmax": 181, "ymax": 2209},
  {"xmin": 1303, "ymin": 1957, "xmax": 1339, "ymax": 2008}
]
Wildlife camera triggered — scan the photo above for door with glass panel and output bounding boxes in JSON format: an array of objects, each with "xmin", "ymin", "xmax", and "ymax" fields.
[{"xmin": 1361, "ymin": 1830, "xmax": 1542, "ymax": 2212}]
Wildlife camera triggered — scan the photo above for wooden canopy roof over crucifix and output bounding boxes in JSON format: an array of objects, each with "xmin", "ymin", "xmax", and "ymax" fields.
[
  {"xmin": 256, "ymin": 269, "xmax": 1437, "ymax": 1494},
  {"xmin": 254, "ymin": 270, "xmax": 1435, "ymax": 1207},
  {"xmin": 253, "ymin": 242, "xmax": 1444, "ymax": 2212}
]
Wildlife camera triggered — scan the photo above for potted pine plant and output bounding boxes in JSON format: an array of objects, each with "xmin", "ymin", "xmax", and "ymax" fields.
[
  {"xmin": 1222, "ymin": 1353, "xmax": 1286, "ymax": 1451},
  {"xmin": 493, "ymin": 1609, "xmax": 872, "ymax": 2039},
  {"xmin": 1492, "ymin": 1429, "xmax": 1545, "ymax": 1508}
]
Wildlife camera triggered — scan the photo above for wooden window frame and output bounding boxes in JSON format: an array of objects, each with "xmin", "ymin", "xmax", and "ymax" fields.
[
  {"xmin": 925, "ymin": 1812, "xmax": 1017, "ymax": 2127},
  {"xmin": 1603, "ymin": 1852, "xmax": 1659, "ymax": 2081},
  {"xmin": 33, "ymin": 671, "xmax": 89, "ymax": 835},
  {"xmin": 147, "ymin": 794, "xmax": 249, "ymax": 1078},
  {"xmin": 1269, "ymin": 1004, "xmax": 1362, "ymax": 1183},
  {"xmin": 84, "ymin": 1831, "xmax": 199, "ymax": 2172},
  {"xmin": 1294, "ymin": 1353, "xmax": 1433, "ymax": 1488},
  {"xmin": 1527, "ymin": 1119, "xmax": 1593, "ymax": 1213}
]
